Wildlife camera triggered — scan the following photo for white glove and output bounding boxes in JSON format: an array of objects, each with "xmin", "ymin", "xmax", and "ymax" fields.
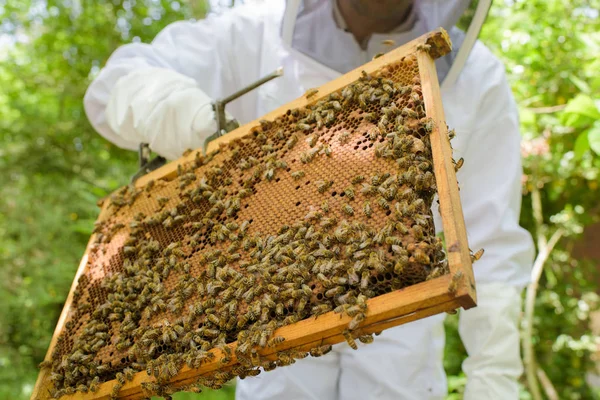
[
  {"xmin": 459, "ymin": 282, "xmax": 523, "ymax": 399},
  {"xmin": 104, "ymin": 67, "xmax": 229, "ymax": 160}
]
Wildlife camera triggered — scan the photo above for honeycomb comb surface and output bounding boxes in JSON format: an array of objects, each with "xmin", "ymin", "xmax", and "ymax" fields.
[{"xmin": 46, "ymin": 55, "xmax": 451, "ymax": 398}]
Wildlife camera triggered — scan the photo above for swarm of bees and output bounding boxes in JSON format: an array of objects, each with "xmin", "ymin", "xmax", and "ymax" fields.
[{"xmin": 40, "ymin": 56, "xmax": 475, "ymax": 399}]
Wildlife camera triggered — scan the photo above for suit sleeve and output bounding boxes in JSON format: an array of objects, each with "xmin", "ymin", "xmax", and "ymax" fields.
[{"xmin": 83, "ymin": 8, "xmax": 264, "ymax": 159}]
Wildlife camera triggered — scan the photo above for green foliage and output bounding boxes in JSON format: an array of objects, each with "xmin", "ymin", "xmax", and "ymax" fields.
[
  {"xmin": 442, "ymin": 1, "xmax": 600, "ymax": 399},
  {"xmin": 0, "ymin": 0, "xmax": 208, "ymax": 398},
  {"xmin": 1, "ymin": 0, "xmax": 599, "ymax": 399}
]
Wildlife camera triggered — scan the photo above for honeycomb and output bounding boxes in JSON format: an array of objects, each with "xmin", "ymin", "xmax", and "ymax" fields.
[{"xmin": 43, "ymin": 54, "xmax": 451, "ymax": 399}]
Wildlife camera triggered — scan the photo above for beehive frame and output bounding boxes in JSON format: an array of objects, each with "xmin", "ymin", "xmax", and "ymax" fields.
[{"xmin": 32, "ymin": 28, "xmax": 475, "ymax": 400}]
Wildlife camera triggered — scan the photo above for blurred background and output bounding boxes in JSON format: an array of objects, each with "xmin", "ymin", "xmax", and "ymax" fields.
[{"xmin": 0, "ymin": 0, "xmax": 599, "ymax": 399}]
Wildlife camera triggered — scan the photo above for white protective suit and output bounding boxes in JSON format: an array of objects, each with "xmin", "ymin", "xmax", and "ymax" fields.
[{"xmin": 84, "ymin": 1, "xmax": 535, "ymax": 399}]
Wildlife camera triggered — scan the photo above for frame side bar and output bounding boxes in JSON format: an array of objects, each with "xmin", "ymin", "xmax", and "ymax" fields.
[{"xmin": 416, "ymin": 51, "xmax": 476, "ymax": 308}]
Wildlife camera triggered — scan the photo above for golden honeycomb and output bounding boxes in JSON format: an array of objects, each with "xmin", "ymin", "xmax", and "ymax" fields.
[{"xmin": 43, "ymin": 54, "xmax": 451, "ymax": 399}]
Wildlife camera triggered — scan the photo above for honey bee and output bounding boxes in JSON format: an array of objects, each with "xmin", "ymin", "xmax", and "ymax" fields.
[
  {"xmin": 111, "ymin": 381, "xmax": 124, "ymax": 399},
  {"xmin": 454, "ymin": 157, "xmax": 464, "ymax": 172},
  {"xmin": 471, "ymin": 248, "xmax": 484, "ymax": 263},
  {"xmin": 344, "ymin": 187, "xmax": 355, "ymax": 200},
  {"xmin": 416, "ymin": 43, "xmax": 431, "ymax": 52},
  {"xmin": 320, "ymin": 216, "xmax": 337, "ymax": 229},
  {"xmin": 297, "ymin": 123, "xmax": 311, "ymax": 132},
  {"xmin": 426, "ymin": 267, "xmax": 444, "ymax": 281},
  {"xmin": 358, "ymin": 334, "xmax": 374, "ymax": 344},
  {"xmin": 307, "ymin": 134, "xmax": 318, "ymax": 147},
  {"xmin": 290, "ymin": 170, "xmax": 305, "ymax": 181},
  {"xmin": 89, "ymin": 376, "xmax": 100, "ymax": 393},
  {"xmin": 343, "ymin": 330, "xmax": 358, "ymax": 350},
  {"xmin": 316, "ymin": 180, "xmax": 333, "ymax": 193},
  {"xmin": 377, "ymin": 196, "xmax": 389, "ymax": 210},
  {"xmin": 342, "ymin": 203, "xmax": 354, "ymax": 216},
  {"xmin": 312, "ymin": 304, "xmax": 332, "ymax": 318},
  {"xmin": 338, "ymin": 131, "xmax": 352, "ymax": 145},
  {"xmin": 267, "ymin": 336, "xmax": 285, "ymax": 347},
  {"xmin": 448, "ymin": 128, "xmax": 456, "ymax": 140},
  {"xmin": 448, "ymin": 271, "xmax": 464, "ymax": 295},
  {"xmin": 310, "ymin": 345, "xmax": 333, "ymax": 357},
  {"xmin": 305, "ymin": 88, "xmax": 319, "ymax": 98}
]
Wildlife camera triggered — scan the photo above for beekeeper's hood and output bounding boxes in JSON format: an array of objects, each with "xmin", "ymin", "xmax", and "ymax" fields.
[{"xmin": 281, "ymin": 0, "xmax": 493, "ymax": 89}]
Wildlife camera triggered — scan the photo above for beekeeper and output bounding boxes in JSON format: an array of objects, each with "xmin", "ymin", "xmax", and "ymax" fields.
[{"xmin": 84, "ymin": 0, "xmax": 535, "ymax": 399}]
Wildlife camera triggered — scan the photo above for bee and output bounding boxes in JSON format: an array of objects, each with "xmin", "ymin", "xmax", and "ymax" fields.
[
  {"xmin": 297, "ymin": 123, "xmax": 311, "ymax": 131},
  {"xmin": 322, "ymin": 145, "xmax": 332, "ymax": 156},
  {"xmin": 416, "ymin": 43, "xmax": 431, "ymax": 52},
  {"xmin": 307, "ymin": 134, "xmax": 318, "ymax": 147},
  {"xmin": 316, "ymin": 179, "xmax": 333, "ymax": 193},
  {"xmin": 312, "ymin": 304, "xmax": 332, "ymax": 317},
  {"xmin": 342, "ymin": 203, "xmax": 354, "ymax": 216},
  {"xmin": 321, "ymin": 200, "xmax": 330, "ymax": 213},
  {"xmin": 275, "ymin": 303, "xmax": 285, "ymax": 316},
  {"xmin": 111, "ymin": 381, "xmax": 124, "ymax": 399},
  {"xmin": 358, "ymin": 334, "xmax": 374, "ymax": 344},
  {"xmin": 157, "ymin": 196, "xmax": 169, "ymax": 207},
  {"xmin": 377, "ymin": 196, "xmax": 389, "ymax": 210},
  {"xmin": 284, "ymin": 134, "xmax": 298, "ymax": 150},
  {"xmin": 448, "ymin": 271, "xmax": 464, "ymax": 295},
  {"xmin": 343, "ymin": 330, "xmax": 358, "ymax": 350},
  {"xmin": 394, "ymin": 256, "xmax": 409, "ymax": 275},
  {"xmin": 300, "ymin": 151, "xmax": 315, "ymax": 163},
  {"xmin": 471, "ymin": 248, "xmax": 484, "ymax": 263},
  {"xmin": 351, "ymin": 175, "xmax": 365, "ymax": 185},
  {"xmin": 358, "ymin": 93, "xmax": 367, "ymax": 109},
  {"xmin": 305, "ymin": 88, "xmax": 319, "ymax": 98},
  {"xmin": 305, "ymin": 207, "xmax": 323, "ymax": 221},
  {"xmin": 454, "ymin": 157, "xmax": 464, "ymax": 172},
  {"xmin": 267, "ymin": 336, "xmax": 285, "ymax": 347},
  {"xmin": 413, "ymin": 249, "xmax": 430, "ymax": 264},
  {"xmin": 310, "ymin": 345, "xmax": 333, "ymax": 357},
  {"xmin": 360, "ymin": 201, "xmax": 372, "ymax": 218},
  {"xmin": 339, "ymin": 131, "xmax": 351, "ymax": 145},
  {"xmin": 426, "ymin": 267, "xmax": 444, "ymax": 281},
  {"xmin": 381, "ymin": 39, "xmax": 396, "ymax": 46},
  {"xmin": 89, "ymin": 376, "xmax": 100, "ymax": 393},
  {"xmin": 325, "ymin": 286, "xmax": 345, "ymax": 298},
  {"xmin": 344, "ymin": 187, "xmax": 355, "ymax": 200},
  {"xmin": 402, "ymin": 107, "xmax": 418, "ymax": 119},
  {"xmin": 320, "ymin": 216, "xmax": 338, "ymax": 228}
]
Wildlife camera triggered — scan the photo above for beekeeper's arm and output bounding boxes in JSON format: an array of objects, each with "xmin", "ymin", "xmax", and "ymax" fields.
[
  {"xmin": 83, "ymin": 6, "xmax": 267, "ymax": 160},
  {"xmin": 454, "ymin": 54, "xmax": 535, "ymax": 399}
]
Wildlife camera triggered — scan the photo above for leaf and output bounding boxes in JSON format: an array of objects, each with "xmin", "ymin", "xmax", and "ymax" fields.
[
  {"xmin": 519, "ymin": 108, "xmax": 536, "ymax": 126},
  {"xmin": 561, "ymin": 94, "xmax": 600, "ymax": 127},
  {"xmin": 587, "ymin": 121, "xmax": 600, "ymax": 156},
  {"xmin": 573, "ymin": 131, "xmax": 590, "ymax": 159},
  {"xmin": 568, "ymin": 74, "xmax": 591, "ymax": 94}
]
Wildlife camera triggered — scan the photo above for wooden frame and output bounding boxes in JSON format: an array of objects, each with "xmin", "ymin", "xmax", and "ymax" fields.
[{"xmin": 32, "ymin": 28, "xmax": 475, "ymax": 400}]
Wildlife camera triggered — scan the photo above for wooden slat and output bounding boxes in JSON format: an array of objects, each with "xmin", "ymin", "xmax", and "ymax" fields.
[
  {"xmin": 416, "ymin": 50, "xmax": 476, "ymax": 308},
  {"xmin": 58, "ymin": 274, "xmax": 467, "ymax": 400}
]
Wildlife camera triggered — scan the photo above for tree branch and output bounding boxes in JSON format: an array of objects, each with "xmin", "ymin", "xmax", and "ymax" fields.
[
  {"xmin": 523, "ymin": 226, "xmax": 563, "ymax": 400},
  {"xmin": 537, "ymin": 366, "xmax": 559, "ymax": 400},
  {"xmin": 531, "ymin": 187, "xmax": 546, "ymax": 249},
  {"xmin": 526, "ymin": 104, "xmax": 567, "ymax": 114}
]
